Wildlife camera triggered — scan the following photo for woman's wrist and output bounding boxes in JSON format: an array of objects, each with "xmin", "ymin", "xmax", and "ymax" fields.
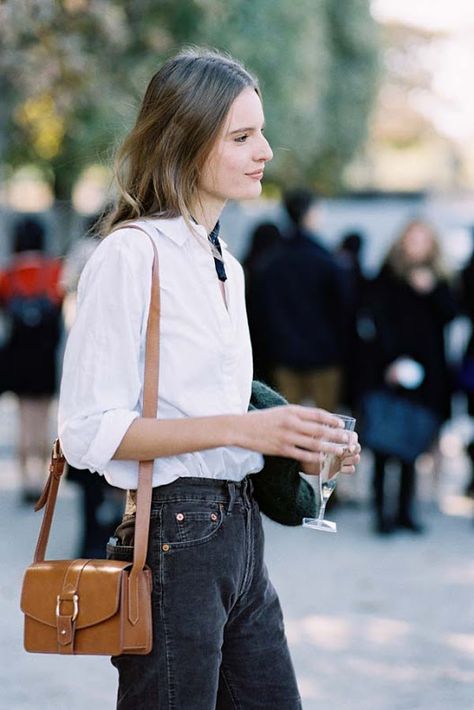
[{"xmin": 224, "ymin": 413, "xmax": 249, "ymax": 449}]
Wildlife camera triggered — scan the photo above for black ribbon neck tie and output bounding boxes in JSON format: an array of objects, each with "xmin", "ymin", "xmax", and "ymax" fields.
[{"xmin": 208, "ymin": 222, "xmax": 227, "ymax": 282}]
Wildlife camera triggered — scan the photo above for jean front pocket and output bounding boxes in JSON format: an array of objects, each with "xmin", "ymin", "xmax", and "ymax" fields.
[{"xmin": 162, "ymin": 500, "xmax": 225, "ymax": 549}]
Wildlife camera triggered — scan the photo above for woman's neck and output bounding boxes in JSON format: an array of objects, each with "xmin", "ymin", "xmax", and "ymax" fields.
[{"xmin": 191, "ymin": 196, "xmax": 226, "ymax": 234}]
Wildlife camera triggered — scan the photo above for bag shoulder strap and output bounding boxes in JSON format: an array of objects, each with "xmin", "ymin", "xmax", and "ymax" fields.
[
  {"xmin": 33, "ymin": 222, "xmax": 160, "ymax": 611},
  {"xmin": 33, "ymin": 439, "xmax": 66, "ymax": 562},
  {"xmin": 117, "ymin": 222, "xmax": 160, "ymax": 624}
]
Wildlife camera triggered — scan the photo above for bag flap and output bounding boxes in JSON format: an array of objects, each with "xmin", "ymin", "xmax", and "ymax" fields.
[{"xmin": 21, "ymin": 559, "xmax": 131, "ymax": 629}]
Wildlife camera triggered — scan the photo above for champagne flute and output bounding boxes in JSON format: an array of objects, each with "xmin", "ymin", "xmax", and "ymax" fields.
[{"xmin": 303, "ymin": 414, "xmax": 356, "ymax": 533}]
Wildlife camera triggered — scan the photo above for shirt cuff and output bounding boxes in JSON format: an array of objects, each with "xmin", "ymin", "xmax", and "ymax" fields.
[{"xmin": 83, "ymin": 409, "xmax": 140, "ymax": 473}]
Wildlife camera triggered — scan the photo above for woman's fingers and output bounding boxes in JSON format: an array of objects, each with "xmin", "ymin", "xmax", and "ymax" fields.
[
  {"xmin": 285, "ymin": 446, "xmax": 322, "ymax": 464},
  {"xmin": 288, "ymin": 434, "xmax": 347, "ymax": 457},
  {"xmin": 243, "ymin": 406, "xmax": 360, "ymax": 465},
  {"xmin": 341, "ymin": 454, "xmax": 360, "ymax": 467},
  {"xmin": 281, "ymin": 409, "xmax": 358, "ymax": 456},
  {"xmin": 296, "ymin": 405, "xmax": 344, "ymax": 428},
  {"xmin": 341, "ymin": 464, "xmax": 356, "ymax": 474},
  {"xmin": 293, "ymin": 432, "xmax": 360, "ymax": 468},
  {"xmin": 342, "ymin": 439, "xmax": 361, "ymax": 460},
  {"xmin": 340, "ymin": 445, "xmax": 361, "ymax": 474},
  {"xmin": 296, "ymin": 418, "xmax": 352, "ymax": 446}
]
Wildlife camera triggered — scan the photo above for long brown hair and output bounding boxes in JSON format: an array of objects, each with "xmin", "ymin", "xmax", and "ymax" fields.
[
  {"xmin": 384, "ymin": 219, "xmax": 446, "ymax": 281},
  {"xmin": 101, "ymin": 47, "xmax": 259, "ymax": 235}
]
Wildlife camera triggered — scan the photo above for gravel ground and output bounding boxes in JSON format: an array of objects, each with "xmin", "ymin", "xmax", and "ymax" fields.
[{"xmin": 1, "ymin": 394, "xmax": 473, "ymax": 710}]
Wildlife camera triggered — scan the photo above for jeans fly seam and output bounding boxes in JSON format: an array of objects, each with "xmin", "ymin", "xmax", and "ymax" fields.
[
  {"xmin": 219, "ymin": 666, "xmax": 242, "ymax": 710},
  {"xmin": 238, "ymin": 506, "xmax": 254, "ymax": 598},
  {"xmin": 160, "ymin": 507, "xmax": 176, "ymax": 710}
]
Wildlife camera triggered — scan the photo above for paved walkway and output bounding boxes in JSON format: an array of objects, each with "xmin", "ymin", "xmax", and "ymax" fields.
[{"xmin": 1, "ymin": 395, "xmax": 473, "ymax": 709}]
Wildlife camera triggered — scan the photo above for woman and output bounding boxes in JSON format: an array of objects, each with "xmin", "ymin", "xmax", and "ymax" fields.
[
  {"xmin": 0, "ymin": 216, "xmax": 63, "ymax": 503},
  {"xmin": 59, "ymin": 48, "xmax": 360, "ymax": 709},
  {"xmin": 358, "ymin": 219, "xmax": 456, "ymax": 535}
]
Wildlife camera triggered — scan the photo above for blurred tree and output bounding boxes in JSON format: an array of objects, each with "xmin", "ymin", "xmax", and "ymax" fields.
[
  {"xmin": 315, "ymin": 0, "xmax": 380, "ymax": 191},
  {"xmin": 198, "ymin": 0, "xmax": 331, "ymax": 186},
  {"xmin": 348, "ymin": 19, "xmax": 465, "ymax": 192},
  {"xmin": 1, "ymin": 0, "xmax": 158, "ymax": 202},
  {"xmin": 367, "ymin": 21, "xmax": 447, "ymax": 162},
  {"xmin": 0, "ymin": 0, "xmax": 379, "ymax": 203},
  {"xmin": 199, "ymin": 0, "xmax": 379, "ymax": 191}
]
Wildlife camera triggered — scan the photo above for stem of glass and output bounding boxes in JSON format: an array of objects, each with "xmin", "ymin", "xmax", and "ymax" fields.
[{"xmin": 317, "ymin": 475, "xmax": 327, "ymax": 521}]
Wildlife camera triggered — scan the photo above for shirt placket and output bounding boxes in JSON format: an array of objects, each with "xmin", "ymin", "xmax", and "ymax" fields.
[{"xmin": 196, "ymin": 244, "xmax": 242, "ymax": 411}]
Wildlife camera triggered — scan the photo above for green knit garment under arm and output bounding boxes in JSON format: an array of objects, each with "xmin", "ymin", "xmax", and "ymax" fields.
[{"xmin": 249, "ymin": 380, "xmax": 316, "ymax": 526}]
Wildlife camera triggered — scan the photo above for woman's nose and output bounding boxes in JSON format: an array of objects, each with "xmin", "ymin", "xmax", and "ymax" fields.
[{"xmin": 257, "ymin": 135, "xmax": 273, "ymax": 163}]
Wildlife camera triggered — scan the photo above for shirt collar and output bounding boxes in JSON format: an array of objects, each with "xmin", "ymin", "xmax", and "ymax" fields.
[
  {"xmin": 148, "ymin": 215, "xmax": 191, "ymax": 246},
  {"xmin": 148, "ymin": 215, "xmax": 227, "ymax": 249}
]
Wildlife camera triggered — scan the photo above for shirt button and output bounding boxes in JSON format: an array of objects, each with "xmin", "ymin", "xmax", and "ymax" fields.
[
  {"xmin": 210, "ymin": 513, "xmax": 218, "ymax": 522},
  {"xmin": 176, "ymin": 513, "xmax": 184, "ymax": 521},
  {"xmin": 162, "ymin": 544, "xmax": 170, "ymax": 552}
]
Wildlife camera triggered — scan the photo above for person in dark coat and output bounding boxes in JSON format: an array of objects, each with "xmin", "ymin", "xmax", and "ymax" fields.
[
  {"xmin": 335, "ymin": 231, "xmax": 367, "ymax": 410},
  {"xmin": 243, "ymin": 221, "xmax": 282, "ymax": 385},
  {"xmin": 358, "ymin": 219, "xmax": 457, "ymax": 534},
  {"xmin": 254, "ymin": 188, "xmax": 348, "ymax": 411},
  {"xmin": 456, "ymin": 230, "xmax": 474, "ymax": 497}
]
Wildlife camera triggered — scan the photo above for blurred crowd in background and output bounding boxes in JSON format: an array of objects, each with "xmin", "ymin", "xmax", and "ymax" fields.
[
  {"xmin": 243, "ymin": 190, "xmax": 471, "ymax": 536},
  {"xmin": 1, "ymin": 193, "xmax": 474, "ymax": 557},
  {"xmin": 1, "ymin": 0, "xmax": 474, "ymax": 571}
]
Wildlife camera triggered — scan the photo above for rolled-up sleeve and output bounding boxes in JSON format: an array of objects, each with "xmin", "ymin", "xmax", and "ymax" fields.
[{"xmin": 58, "ymin": 231, "xmax": 152, "ymax": 473}]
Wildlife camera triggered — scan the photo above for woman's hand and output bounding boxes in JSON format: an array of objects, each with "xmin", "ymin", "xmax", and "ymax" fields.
[
  {"xmin": 339, "ymin": 436, "xmax": 361, "ymax": 473},
  {"xmin": 408, "ymin": 267, "xmax": 435, "ymax": 293},
  {"xmin": 236, "ymin": 405, "xmax": 352, "ymax": 466},
  {"xmin": 301, "ymin": 433, "xmax": 361, "ymax": 476}
]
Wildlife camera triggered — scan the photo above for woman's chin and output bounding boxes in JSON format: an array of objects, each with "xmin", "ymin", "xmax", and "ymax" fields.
[{"xmin": 231, "ymin": 183, "xmax": 263, "ymax": 201}]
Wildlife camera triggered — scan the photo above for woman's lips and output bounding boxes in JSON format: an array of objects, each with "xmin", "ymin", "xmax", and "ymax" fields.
[{"xmin": 246, "ymin": 170, "xmax": 264, "ymax": 180}]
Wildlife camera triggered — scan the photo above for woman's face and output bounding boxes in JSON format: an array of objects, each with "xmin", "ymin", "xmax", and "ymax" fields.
[
  {"xmin": 199, "ymin": 87, "xmax": 273, "ymax": 208},
  {"xmin": 402, "ymin": 224, "xmax": 435, "ymax": 264}
]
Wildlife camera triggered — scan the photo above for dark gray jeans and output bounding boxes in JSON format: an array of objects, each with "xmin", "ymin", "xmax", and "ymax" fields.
[{"xmin": 108, "ymin": 477, "xmax": 302, "ymax": 709}]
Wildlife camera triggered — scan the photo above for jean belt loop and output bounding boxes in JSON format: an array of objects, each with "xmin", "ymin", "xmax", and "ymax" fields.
[{"xmin": 227, "ymin": 482, "xmax": 236, "ymax": 514}]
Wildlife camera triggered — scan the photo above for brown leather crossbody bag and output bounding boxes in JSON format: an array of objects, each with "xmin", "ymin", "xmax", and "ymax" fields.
[{"xmin": 20, "ymin": 224, "xmax": 160, "ymax": 655}]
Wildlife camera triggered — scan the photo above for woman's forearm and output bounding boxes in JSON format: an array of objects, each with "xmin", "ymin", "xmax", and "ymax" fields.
[
  {"xmin": 113, "ymin": 405, "xmax": 355, "ymax": 465},
  {"xmin": 113, "ymin": 414, "xmax": 239, "ymax": 460}
]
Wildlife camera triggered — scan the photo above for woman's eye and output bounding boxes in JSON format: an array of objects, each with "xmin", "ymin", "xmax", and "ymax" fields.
[{"xmin": 234, "ymin": 134, "xmax": 248, "ymax": 143}]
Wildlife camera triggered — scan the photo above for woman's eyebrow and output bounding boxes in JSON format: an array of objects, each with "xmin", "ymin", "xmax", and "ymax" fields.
[{"xmin": 228, "ymin": 123, "xmax": 266, "ymax": 135}]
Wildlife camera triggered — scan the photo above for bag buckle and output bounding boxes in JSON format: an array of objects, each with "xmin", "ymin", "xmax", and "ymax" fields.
[{"xmin": 56, "ymin": 593, "xmax": 79, "ymax": 622}]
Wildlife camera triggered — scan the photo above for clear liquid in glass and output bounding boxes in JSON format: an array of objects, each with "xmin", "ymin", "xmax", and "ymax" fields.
[{"xmin": 302, "ymin": 414, "xmax": 356, "ymax": 533}]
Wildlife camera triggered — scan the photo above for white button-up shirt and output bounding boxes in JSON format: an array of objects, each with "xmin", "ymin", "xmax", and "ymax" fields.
[{"xmin": 58, "ymin": 216, "xmax": 263, "ymax": 490}]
